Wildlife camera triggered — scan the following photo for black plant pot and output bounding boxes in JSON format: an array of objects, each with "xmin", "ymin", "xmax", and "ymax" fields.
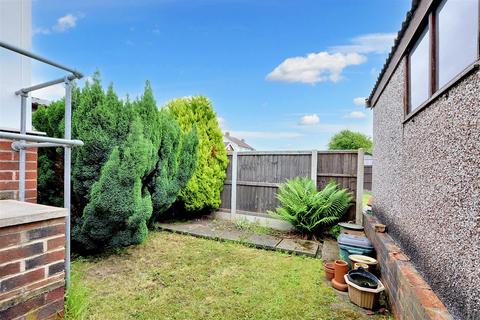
[{"xmin": 347, "ymin": 268, "xmax": 380, "ymax": 289}]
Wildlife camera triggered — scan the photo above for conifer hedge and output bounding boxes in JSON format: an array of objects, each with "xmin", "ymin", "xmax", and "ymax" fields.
[
  {"xmin": 34, "ymin": 75, "xmax": 200, "ymax": 252},
  {"xmin": 167, "ymin": 96, "xmax": 228, "ymax": 212},
  {"xmin": 73, "ymin": 119, "xmax": 156, "ymax": 251}
]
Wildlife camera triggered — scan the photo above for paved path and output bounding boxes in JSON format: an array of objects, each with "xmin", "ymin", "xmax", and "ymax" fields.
[{"xmin": 158, "ymin": 220, "xmax": 324, "ymax": 258}]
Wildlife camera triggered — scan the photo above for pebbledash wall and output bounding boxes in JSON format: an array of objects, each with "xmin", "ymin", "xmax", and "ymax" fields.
[
  {"xmin": 372, "ymin": 60, "xmax": 480, "ymax": 318},
  {"xmin": 0, "ymin": 139, "xmax": 38, "ymax": 203}
]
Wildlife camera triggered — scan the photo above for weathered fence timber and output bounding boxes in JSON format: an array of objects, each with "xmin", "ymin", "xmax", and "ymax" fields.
[
  {"xmin": 364, "ymin": 165, "xmax": 372, "ymax": 191},
  {"xmin": 219, "ymin": 150, "xmax": 365, "ymax": 224}
]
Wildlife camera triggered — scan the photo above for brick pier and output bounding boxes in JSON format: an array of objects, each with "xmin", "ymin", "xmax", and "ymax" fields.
[{"xmin": 0, "ymin": 200, "xmax": 67, "ymax": 319}]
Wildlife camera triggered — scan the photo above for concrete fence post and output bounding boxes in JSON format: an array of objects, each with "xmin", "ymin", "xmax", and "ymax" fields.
[
  {"xmin": 356, "ymin": 148, "xmax": 365, "ymax": 224},
  {"xmin": 231, "ymin": 151, "xmax": 238, "ymax": 217},
  {"xmin": 311, "ymin": 150, "xmax": 318, "ymax": 188}
]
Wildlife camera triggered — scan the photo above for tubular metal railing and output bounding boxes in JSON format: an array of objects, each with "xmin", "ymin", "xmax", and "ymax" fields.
[{"xmin": 0, "ymin": 41, "xmax": 84, "ymax": 289}]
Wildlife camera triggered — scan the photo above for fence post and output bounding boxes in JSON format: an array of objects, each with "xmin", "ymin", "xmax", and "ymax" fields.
[
  {"xmin": 310, "ymin": 150, "xmax": 317, "ymax": 188},
  {"xmin": 231, "ymin": 151, "xmax": 238, "ymax": 217},
  {"xmin": 356, "ymin": 148, "xmax": 365, "ymax": 224}
]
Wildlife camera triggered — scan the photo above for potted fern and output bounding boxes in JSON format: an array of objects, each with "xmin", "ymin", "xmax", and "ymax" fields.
[{"xmin": 268, "ymin": 178, "xmax": 353, "ymax": 240}]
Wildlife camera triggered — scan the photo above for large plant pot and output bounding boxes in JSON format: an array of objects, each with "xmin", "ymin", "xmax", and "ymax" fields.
[
  {"xmin": 345, "ymin": 274, "xmax": 385, "ymax": 309},
  {"xmin": 332, "ymin": 260, "xmax": 348, "ymax": 291},
  {"xmin": 323, "ymin": 262, "xmax": 335, "ymax": 281},
  {"xmin": 348, "ymin": 255, "xmax": 378, "ymax": 275}
]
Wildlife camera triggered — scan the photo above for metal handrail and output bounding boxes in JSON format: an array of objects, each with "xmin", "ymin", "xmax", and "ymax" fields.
[
  {"xmin": 15, "ymin": 75, "xmax": 77, "ymax": 95},
  {"xmin": 0, "ymin": 41, "xmax": 83, "ymax": 290},
  {"xmin": 0, "ymin": 132, "xmax": 84, "ymax": 146},
  {"xmin": 0, "ymin": 41, "xmax": 83, "ymax": 78}
]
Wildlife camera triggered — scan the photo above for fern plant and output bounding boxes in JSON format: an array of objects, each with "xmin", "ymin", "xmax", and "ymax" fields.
[{"xmin": 269, "ymin": 178, "xmax": 353, "ymax": 237}]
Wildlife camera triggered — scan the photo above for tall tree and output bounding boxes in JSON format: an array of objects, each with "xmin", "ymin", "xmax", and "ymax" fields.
[
  {"xmin": 148, "ymin": 110, "xmax": 198, "ymax": 223},
  {"xmin": 72, "ymin": 73, "xmax": 123, "ymax": 212},
  {"xmin": 328, "ymin": 130, "xmax": 373, "ymax": 153},
  {"xmin": 167, "ymin": 96, "xmax": 228, "ymax": 212},
  {"xmin": 73, "ymin": 118, "xmax": 156, "ymax": 251}
]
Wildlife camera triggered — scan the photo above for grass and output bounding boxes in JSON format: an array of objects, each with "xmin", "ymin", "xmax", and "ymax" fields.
[
  {"xmin": 233, "ymin": 217, "xmax": 275, "ymax": 235},
  {"xmin": 362, "ymin": 191, "xmax": 372, "ymax": 207},
  {"xmin": 71, "ymin": 231, "xmax": 388, "ymax": 320},
  {"xmin": 64, "ymin": 273, "xmax": 89, "ymax": 320}
]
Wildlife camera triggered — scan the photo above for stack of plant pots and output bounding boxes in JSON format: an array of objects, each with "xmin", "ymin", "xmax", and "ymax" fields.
[{"xmin": 331, "ymin": 260, "xmax": 349, "ymax": 292}]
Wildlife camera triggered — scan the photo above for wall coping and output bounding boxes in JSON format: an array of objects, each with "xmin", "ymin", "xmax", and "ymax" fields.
[{"xmin": 0, "ymin": 200, "xmax": 67, "ymax": 228}]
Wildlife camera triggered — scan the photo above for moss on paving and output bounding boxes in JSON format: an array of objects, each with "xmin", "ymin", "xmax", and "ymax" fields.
[{"xmin": 72, "ymin": 232, "xmax": 383, "ymax": 320}]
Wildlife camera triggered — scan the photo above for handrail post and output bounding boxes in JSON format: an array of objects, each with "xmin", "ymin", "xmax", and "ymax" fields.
[
  {"xmin": 64, "ymin": 78, "xmax": 72, "ymax": 289},
  {"xmin": 356, "ymin": 148, "xmax": 365, "ymax": 224},
  {"xmin": 18, "ymin": 93, "xmax": 28, "ymax": 202}
]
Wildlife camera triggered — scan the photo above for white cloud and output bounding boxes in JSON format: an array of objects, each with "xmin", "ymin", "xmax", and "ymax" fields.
[
  {"xmin": 230, "ymin": 131, "xmax": 303, "ymax": 139},
  {"xmin": 345, "ymin": 111, "xmax": 366, "ymax": 119},
  {"xmin": 266, "ymin": 52, "xmax": 366, "ymax": 84},
  {"xmin": 330, "ymin": 33, "xmax": 396, "ymax": 54},
  {"xmin": 34, "ymin": 13, "xmax": 83, "ymax": 36},
  {"xmin": 53, "ymin": 14, "xmax": 79, "ymax": 32},
  {"xmin": 353, "ymin": 97, "xmax": 366, "ymax": 106},
  {"xmin": 299, "ymin": 114, "xmax": 320, "ymax": 126}
]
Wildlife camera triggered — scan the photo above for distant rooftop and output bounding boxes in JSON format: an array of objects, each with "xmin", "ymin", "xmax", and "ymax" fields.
[{"xmin": 223, "ymin": 132, "xmax": 255, "ymax": 151}]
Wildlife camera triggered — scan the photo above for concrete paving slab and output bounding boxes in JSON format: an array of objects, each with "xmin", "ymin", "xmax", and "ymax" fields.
[
  {"xmin": 217, "ymin": 229, "xmax": 243, "ymax": 242},
  {"xmin": 321, "ymin": 238, "xmax": 339, "ymax": 262},
  {"xmin": 276, "ymin": 239, "xmax": 319, "ymax": 257},
  {"xmin": 246, "ymin": 234, "xmax": 282, "ymax": 250},
  {"xmin": 159, "ymin": 221, "xmax": 321, "ymax": 259}
]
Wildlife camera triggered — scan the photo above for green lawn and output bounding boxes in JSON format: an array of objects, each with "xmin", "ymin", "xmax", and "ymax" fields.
[
  {"xmin": 71, "ymin": 232, "xmax": 383, "ymax": 320},
  {"xmin": 362, "ymin": 191, "xmax": 372, "ymax": 207}
]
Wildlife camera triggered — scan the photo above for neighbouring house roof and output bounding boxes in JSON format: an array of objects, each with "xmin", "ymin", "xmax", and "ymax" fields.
[
  {"xmin": 367, "ymin": 0, "xmax": 421, "ymax": 108},
  {"xmin": 223, "ymin": 132, "xmax": 255, "ymax": 151}
]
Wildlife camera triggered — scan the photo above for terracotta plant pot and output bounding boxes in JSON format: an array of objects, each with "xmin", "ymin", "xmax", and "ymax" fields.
[
  {"xmin": 334, "ymin": 260, "xmax": 348, "ymax": 283},
  {"xmin": 332, "ymin": 260, "xmax": 349, "ymax": 291},
  {"xmin": 323, "ymin": 262, "xmax": 335, "ymax": 281}
]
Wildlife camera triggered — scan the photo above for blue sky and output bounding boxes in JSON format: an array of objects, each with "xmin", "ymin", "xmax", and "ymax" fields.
[{"xmin": 32, "ymin": 0, "xmax": 410, "ymax": 150}]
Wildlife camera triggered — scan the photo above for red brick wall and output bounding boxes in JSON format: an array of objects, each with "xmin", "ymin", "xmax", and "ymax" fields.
[
  {"xmin": 363, "ymin": 214, "xmax": 452, "ymax": 319},
  {"xmin": 0, "ymin": 217, "xmax": 65, "ymax": 319},
  {"xmin": 0, "ymin": 139, "xmax": 38, "ymax": 203}
]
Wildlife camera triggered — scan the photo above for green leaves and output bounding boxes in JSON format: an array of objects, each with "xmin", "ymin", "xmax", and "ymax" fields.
[
  {"xmin": 328, "ymin": 130, "xmax": 372, "ymax": 154},
  {"xmin": 269, "ymin": 178, "xmax": 353, "ymax": 236},
  {"xmin": 167, "ymin": 96, "xmax": 228, "ymax": 212},
  {"xmin": 149, "ymin": 110, "xmax": 199, "ymax": 222},
  {"xmin": 35, "ymin": 74, "xmax": 200, "ymax": 252}
]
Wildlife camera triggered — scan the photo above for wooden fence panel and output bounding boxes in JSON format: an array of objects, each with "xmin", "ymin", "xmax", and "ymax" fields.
[
  {"xmin": 219, "ymin": 154, "xmax": 232, "ymax": 211},
  {"xmin": 364, "ymin": 165, "xmax": 372, "ymax": 191},
  {"xmin": 219, "ymin": 150, "xmax": 363, "ymax": 222}
]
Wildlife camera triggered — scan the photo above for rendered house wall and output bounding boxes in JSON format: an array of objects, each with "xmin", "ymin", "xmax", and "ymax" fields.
[
  {"xmin": 0, "ymin": 0, "xmax": 32, "ymax": 132},
  {"xmin": 372, "ymin": 62, "xmax": 480, "ymax": 319}
]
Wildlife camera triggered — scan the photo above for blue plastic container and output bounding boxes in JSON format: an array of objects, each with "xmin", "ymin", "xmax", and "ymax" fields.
[{"xmin": 337, "ymin": 234, "xmax": 374, "ymax": 268}]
